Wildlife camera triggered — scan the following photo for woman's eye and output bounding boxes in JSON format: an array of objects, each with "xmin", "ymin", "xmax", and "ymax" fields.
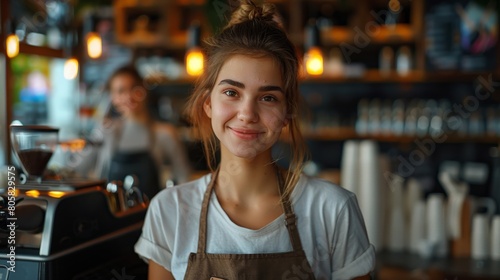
[
  {"xmin": 223, "ymin": 90, "xmax": 237, "ymax": 97},
  {"xmin": 262, "ymin": 95, "xmax": 277, "ymax": 102}
]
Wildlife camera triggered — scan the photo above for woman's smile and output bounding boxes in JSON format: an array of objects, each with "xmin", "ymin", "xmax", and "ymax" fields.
[{"xmin": 229, "ymin": 127, "xmax": 263, "ymax": 140}]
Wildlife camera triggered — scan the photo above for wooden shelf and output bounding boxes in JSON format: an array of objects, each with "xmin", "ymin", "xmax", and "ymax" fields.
[
  {"xmin": 150, "ymin": 70, "xmax": 498, "ymax": 87},
  {"xmin": 320, "ymin": 24, "xmax": 416, "ymax": 46},
  {"xmin": 301, "ymin": 70, "xmax": 499, "ymax": 84},
  {"xmin": 280, "ymin": 128, "xmax": 500, "ymax": 144},
  {"xmin": 301, "ymin": 70, "xmax": 425, "ymax": 83},
  {"xmin": 145, "ymin": 76, "xmax": 196, "ymax": 87},
  {"xmin": 18, "ymin": 43, "xmax": 65, "ymax": 58}
]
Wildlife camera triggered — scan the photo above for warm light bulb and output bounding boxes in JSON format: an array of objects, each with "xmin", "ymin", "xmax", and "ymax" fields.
[
  {"xmin": 6, "ymin": 34, "xmax": 20, "ymax": 58},
  {"xmin": 48, "ymin": 191, "xmax": 66, "ymax": 198},
  {"xmin": 186, "ymin": 48, "xmax": 204, "ymax": 76},
  {"xmin": 389, "ymin": 0, "xmax": 401, "ymax": 13},
  {"xmin": 305, "ymin": 47, "xmax": 324, "ymax": 76},
  {"xmin": 64, "ymin": 58, "xmax": 79, "ymax": 80},
  {"xmin": 26, "ymin": 190, "xmax": 40, "ymax": 198},
  {"xmin": 86, "ymin": 32, "xmax": 102, "ymax": 59}
]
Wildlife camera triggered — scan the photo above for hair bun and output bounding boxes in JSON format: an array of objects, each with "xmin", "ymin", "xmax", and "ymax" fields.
[
  {"xmin": 227, "ymin": 0, "xmax": 278, "ymax": 28},
  {"xmin": 247, "ymin": 6, "xmax": 264, "ymax": 20}
]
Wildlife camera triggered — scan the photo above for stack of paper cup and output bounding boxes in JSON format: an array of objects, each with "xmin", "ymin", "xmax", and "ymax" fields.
[
  {"xmin": 490, "ymin": 215, "xmax": 500, "ymax": 260},
  {"xmin": 378, "ymin": 154, "xmax": 392, "ymax": 251},
  {"xmin": 340, "ymin": 140, "xmax": 359, "ymax": 194},
  {"xmin": 472, "ymin": 214, "xmax": 490, "ymax": 259},
  {"xmin": 426, "ymin": 193, "xmax": 448, "ymax": 257},
  {"xmin": 409, "ymin": 200, "xmax": 426, "ymax": 253},
  {"xmin": 358, "ymin": 140, "xmax": 382, "ymax": 251},
  {"xmin": 405, "ymin": 178, "xmax": 423, "ymax": 222},
  {"xmin": 387, "ymin": 175, "xmax": 406, "ymax": 251}
]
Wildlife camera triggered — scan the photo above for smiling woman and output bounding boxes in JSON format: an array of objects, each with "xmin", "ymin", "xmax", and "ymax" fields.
[
  {"xmin": 71, "ymin": 65, "xmax": 192, "ymax": 199},
  {"xmin": 204, "ymin": 55, "xmax": 288, "ymax": 160},
  {"xmin": 134, "ymin": 1, "xmax": 375, "ymax": 279}
]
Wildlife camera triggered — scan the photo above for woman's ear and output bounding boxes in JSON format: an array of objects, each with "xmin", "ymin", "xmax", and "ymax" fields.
[
  {"xmin": 283, "ymin": 116, "xmax": 290, "ymax": 126},
  {"xmin": 281, "ymin": 110, "xmax": 291, "ymax": 127},
  {"xmin": 203, "ymin": 92, "xmax": 212, "ymax": 118}
]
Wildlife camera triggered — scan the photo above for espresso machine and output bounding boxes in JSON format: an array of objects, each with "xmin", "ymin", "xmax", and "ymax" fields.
[{"xmin": 0, "ymin": 125, "xmax": 148, "ymax": 279}]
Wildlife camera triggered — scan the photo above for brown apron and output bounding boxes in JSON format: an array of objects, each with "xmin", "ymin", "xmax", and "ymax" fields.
[{"xmin": 184, "ymin": 167, "xmax": 316, "ymax": 280}]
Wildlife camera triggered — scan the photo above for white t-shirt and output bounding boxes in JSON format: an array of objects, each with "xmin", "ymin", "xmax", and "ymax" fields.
[{"xmin": 134, "ymin": 173, "xmax": 375, "ymax": 280}]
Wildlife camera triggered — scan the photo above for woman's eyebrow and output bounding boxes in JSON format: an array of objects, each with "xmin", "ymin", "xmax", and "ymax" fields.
[
  {"xmin": 259, "ymin": 85, "xmax": 284, "ymax": 93},
  {"xmin": 218, "ymin": 79, "xmax": 244, "ymax": 88},
  {"xmin": 218, "ymin": 79, "xmax": 283, "ymax": 93}
]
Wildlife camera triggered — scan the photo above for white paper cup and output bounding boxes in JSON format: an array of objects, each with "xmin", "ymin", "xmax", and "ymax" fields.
[
  {"xmin": 405, "ymin": 178, "xmax": 423, "ymax": 221},
  {"xmin": 409, "ymin": 200, "xmax": 426, "ymax": 253},
  {"xmin": 387, "ymin": 175, "xmax": 405, "ymax": 252},
  {"xmin": 340, "ymin": 140, "xmax": 359, "ymax": 194},
  {"xmin": 358, "ymin": 140, "xmax": 382, "ymax": 251},
  {"xmin": 426, "ymin": 193, "xmax": 448, "ymax": 257},
  {"xmin": 491, "ymin": 215, "xmax": 500, "ymax": 260},
  {"xmin": 472, "ymin": 214, "xmax": 490, "ymax": 259}
]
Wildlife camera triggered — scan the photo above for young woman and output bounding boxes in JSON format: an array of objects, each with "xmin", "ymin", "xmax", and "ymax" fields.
[
  {"xmin": 134, "ymin": 1, "xmax": 375, "ymax": 279},
  {"xmin": 78, "ymin": 65, "xmax": 191, "ymax": 198}
]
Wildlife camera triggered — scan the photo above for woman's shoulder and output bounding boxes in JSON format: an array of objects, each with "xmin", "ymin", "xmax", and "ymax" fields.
[{"xmin": 294, "ymin": 174, "xmax": 357, "ymax": 206}]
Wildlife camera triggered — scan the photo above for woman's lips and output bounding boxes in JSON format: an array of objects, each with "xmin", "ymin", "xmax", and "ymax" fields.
[{"xmin": 230, "ymin": 127, "xmax": 262, "ymax": 140}]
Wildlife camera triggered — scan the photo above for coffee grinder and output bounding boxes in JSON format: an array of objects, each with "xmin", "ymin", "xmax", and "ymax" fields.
[{"xmin": 0, "ymin": 125, "xmax": 148, "ymax": 279}]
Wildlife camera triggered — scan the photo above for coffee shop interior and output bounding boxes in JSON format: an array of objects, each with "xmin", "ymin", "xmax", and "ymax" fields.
[{"xmin": 0, "ymin": 0, "xmax": 499, "ymax": 279}]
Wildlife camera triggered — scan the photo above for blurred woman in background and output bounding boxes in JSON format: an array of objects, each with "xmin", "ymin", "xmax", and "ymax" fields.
[{"xmin": 79, "ymin": 65, "xmax": 191, "ymax": 199}]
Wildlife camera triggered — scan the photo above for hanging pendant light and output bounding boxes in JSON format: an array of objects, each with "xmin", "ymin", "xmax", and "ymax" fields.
[
  {"xmin": 86, "ymin": 32, "xmax": 102, "ymax": 59},
  {"xmin": 84, "ymin": 14, "xmax": 102, "ymax": 59},
  {"xmin": 5, "ymin": 20, "xmax": 19, "ymax": 58},
  {"xmin": 185, "ymin": 23, "xmax": 204, "ymax": 76},
  {"xmin": 63, "ymin": 30, "xmax": 79, "ymax": 80},
  {"xmin": 6, "ymin": 34, "xmax": 20, "ymax": 58},
  {"xmin": 304, "ymin": 20, "xmax": 323, "ymax": 76}
]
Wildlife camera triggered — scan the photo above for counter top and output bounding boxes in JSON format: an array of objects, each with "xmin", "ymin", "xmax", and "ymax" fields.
[{"xmin": 377, "ymin": 251, "xmax": 500, "ymax": 279}]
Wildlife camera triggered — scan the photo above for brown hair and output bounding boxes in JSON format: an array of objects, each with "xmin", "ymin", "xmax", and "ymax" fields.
[
  {"xmin": 106, "ymin": 64, "xmax": 144, "ymax": 92},
  {"xmin": 184, "ymin": 0, "xmax": 307, "ymax": 198}
]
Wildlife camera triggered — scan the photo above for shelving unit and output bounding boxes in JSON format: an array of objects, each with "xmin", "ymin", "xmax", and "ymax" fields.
[
  {"xmin": 279, "ymin": 127, "xmax": 500, "ymax": 144},
  {"xmin": 312, "ymin": 132, "xmax": 500, "ymax": 145},
  {"xmin": 320, "ymin": 24, "xmax": 416, "ymax": 45},
  {"xmin": 136, "ymin": 0, "xmax": 499, "ymax": 148},
  {"xmin": 99, "ymin": 2, "xmax": 500, "ymax": 279}
]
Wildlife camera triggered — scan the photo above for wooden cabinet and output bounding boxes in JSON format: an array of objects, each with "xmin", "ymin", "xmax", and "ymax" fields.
[{"xmin": 113, "ymin": 0, "xmax": 210, "ymax": 52}]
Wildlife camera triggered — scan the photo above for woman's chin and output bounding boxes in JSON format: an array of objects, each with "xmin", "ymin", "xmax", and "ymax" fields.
[{"xmin": 226, "ymin": 145, "xmax": 272, "ymax": 161}]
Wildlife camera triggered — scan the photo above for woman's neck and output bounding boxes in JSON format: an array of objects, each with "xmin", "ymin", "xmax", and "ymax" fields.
[{"xmin": 216, "ymin": 149, "xmax": 280, "ymax": 201}]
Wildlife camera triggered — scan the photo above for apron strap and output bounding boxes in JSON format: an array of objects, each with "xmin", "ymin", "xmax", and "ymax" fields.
[
  {"xmin": 197, "ymin": 165, "xmax": 304, "ymax": 253},
  {"xmin": 277, "ymin": 169, "xmax": 304, "ymax": 252},
  {"xmin": 197, "ymin": 167, "xmax": 219, "ymax": 253}
]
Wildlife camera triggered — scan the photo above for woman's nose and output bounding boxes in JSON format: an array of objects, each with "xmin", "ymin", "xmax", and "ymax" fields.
[{"xmin": 237, "ymin": 100, "xmax": 258, "ymax": 123}]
